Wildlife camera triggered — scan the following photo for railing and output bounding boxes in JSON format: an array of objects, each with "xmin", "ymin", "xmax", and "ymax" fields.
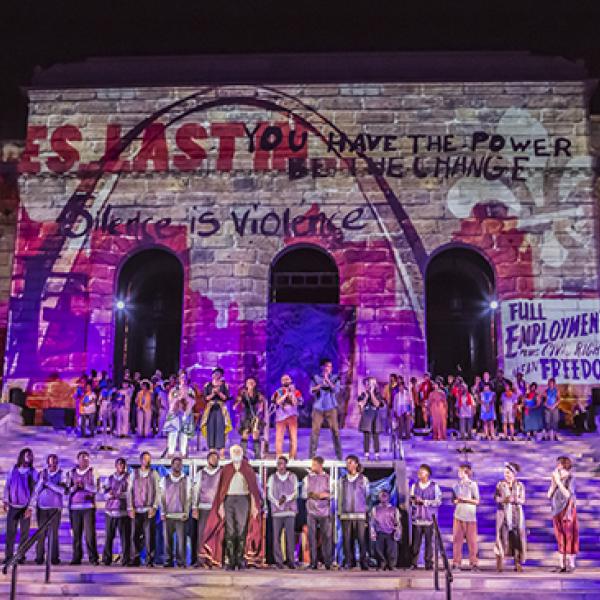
[
  {"xmin": 2, "ymin": 508, "xmax": 61, "ymax": 600},
  {"xmin": 432, "ymin": 513, "xmax": 453, "ymax": 600}
]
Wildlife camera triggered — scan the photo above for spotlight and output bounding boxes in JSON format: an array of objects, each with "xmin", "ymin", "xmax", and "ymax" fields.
[
  {"xmin": 489, "ymin": 300, "xmax": 499, "ymax": 310},
  {"xmin": 116, "ymin": 300, "xmax": 125, "ymax": 311}
]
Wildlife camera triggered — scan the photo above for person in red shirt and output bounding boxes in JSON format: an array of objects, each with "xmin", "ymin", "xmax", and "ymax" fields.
[{"xmin": 416, "ymin": 373, "xmax": 433, "ymax": 429}]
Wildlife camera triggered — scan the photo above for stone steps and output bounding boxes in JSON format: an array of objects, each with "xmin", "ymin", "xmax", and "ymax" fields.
[{"xmin": 1, "ymin": 567, "xmax": 600, "ymax": 600}]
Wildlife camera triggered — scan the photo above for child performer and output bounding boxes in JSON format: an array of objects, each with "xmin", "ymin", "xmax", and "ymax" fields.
[
  {"xmin": 548, "ymin": 456, "xmax": 579, "ymax": 573},
  {"xmin": 494, "ymin": 462, "xmax": 526, "ymax": 572},
  {"xmin": 370, "ymin": 489, "xmax": 401, "ymax": 570}
]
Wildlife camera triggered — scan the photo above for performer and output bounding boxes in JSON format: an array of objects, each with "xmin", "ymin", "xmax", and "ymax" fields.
[
  {"xmin": 523, "ymin": 383, "xmax": 544, "ymax": 441},
  {"xmin": 428, "ymin": 378, "xmax": 447, "ymax": 441},
  {"xmin": 200, "ymin": 367, "xmax": 232, "ymax": 458},
  {"xmin": 153, "ymin": 377, "xmax": 169, "ymax": 436},
  {"xmin": 101, "ymin": 457, "xmax": 131, "ymax": 566},
  {"xmin": 200, "ymin": 444, "xmax": 262, "ymax": 570},
  {"xmin": 309, "ymin": 359, "xmax": 342, "ymax": 460},
  {"xmin": 548, "ymin": 456, "xmax": 579, "ymax": 573},
  {"xmin": 456, "ymin": 381, "xmax": 475, "ymax": 441},
  {"xmin": 127, "ymin": 451, "xmax": 160, "ymax": 567},
  {"xmin": 192, "ymin": 450, "xmax": 222, "ymax": 568},
  {"xmin": 79, "ymin": 381, "xmax": 97, "ymax": 437},
  {"xmin": 267, "ymin": 456, "xmax": 298, "ymax": 569},
  {"xmin": 234, "ymin": 377, "xmax": 266, "ymax": 459},
  {"xmin": 136, "ymin": 380, "xmax": 154, "ymax": 438},
  {"xmin": 416, "ymin": 372, "xmax": 433, "ymax": 429},
  {"xmin": 165, "ymin": 371, "xmax": 196, "ymax": 457},
  {"xmin": 161, "ymin": 456, "xmax": 191, "ymax": 568},
  {"xmin": 3, "ymin": 448, "xmax": 38, "ymax": 565},
  {"xmin": 451, "ymin": 463, "xmax": 480, "ymax": 571},
  {"xmin": 382, "ymin": 373, "xmax": 399, "ymax": 435},
  {"xmin": 114, "ymin": 380, "xmax": 133, "ymax": 437},
  {"xmin": 357, "ymin": 376, "xmax": 385, "ymax": 460},
  {"xmin": 338, "ymin": 455, "xmax": 369, "ymax": 570},
  {"xmin": 494, "ymin": 462, "xmax": 526, "ymax": 572},
  {"xmin": 410, "ymin": 464, "xmax": 442, "ymax": 570},
  {"xmin": 501, "ymin": 381, "xmax": 517, "ymax": 441},
  {"xmin": 480, "ymin": 382, "xmax": 497, "ymax": 440},
  {"xmin": 370, "ymin": 489, "xmax": 401, "ymax": 571},
  {"xmin": 391, "ymin": 376, "xmax": 412, "ymax": 441},
  {"xmin": 97, "ymin": 380, "xmax": 115, "ymax": 436},
  {"xmin": 543, "ymin": 378, "xmax": 561, "ymax": 441},
  {"xmin": 30, "ymin": 453, "xmax": 65, "ymax": 565},
  {"xmin": 302, "ymin": 455, "xmax": 332, "ymax": 570},
  {"xmin": 67, "ymin": 451, "xmax": 99, "ymax": 565},
  {"xmin": 272, "ymin": 373, "xmax": 303, "ymax": 460}
]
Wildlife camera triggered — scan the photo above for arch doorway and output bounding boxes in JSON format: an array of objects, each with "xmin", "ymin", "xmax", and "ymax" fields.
[
  {"xmin": 113, "ymin": 249, "xmax": 183, "ymax": 382},
  {"xmin": 267, "ymin": 244, "xmax": 355, "ymax": 426},
  {"xmin": 270, "ymin": 245, "xmax": 339, "ymax": 304},
  {"xmin": 426, "ymin": 248, "xmax": 496, "ymax": 381}
]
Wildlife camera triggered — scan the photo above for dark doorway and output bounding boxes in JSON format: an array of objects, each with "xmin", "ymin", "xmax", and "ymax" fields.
[
  {"xmin": 270, "ymin": 245, "xmax": 339, "ymax": 304},
  {"xmin": 426, "ymin": 248, "xmax": 495, "ymax": 381},
  {"xmin": 113, "ymin": 249, "xmax": 183, "ymax": 383}
]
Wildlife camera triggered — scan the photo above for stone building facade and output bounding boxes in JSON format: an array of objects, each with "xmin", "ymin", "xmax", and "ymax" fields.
[{"xmin": 1, "ymin": 53, "xmax": 598, "ymax": 422}]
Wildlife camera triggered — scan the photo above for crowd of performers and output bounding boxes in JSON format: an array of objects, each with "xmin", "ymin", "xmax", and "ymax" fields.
[
  {"xmin": 72, "ymin": 363, "xmax": 594, "ymax": 464},
  {"xmin": 2, "ymin": 448, "xmax": 580, "ymax": 574}
]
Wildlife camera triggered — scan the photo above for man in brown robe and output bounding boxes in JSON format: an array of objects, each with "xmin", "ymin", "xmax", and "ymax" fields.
[{"xmin": 200, "ymin": 445, "xmax": 262, "ymax": 569}]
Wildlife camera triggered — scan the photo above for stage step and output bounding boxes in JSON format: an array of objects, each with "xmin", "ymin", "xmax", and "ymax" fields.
[{"xmin": 1, "ymin": 567, "xmax": 600, "ymax": 599}]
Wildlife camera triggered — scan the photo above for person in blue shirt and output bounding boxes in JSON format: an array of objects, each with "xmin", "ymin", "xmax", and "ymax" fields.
[
  {"xmin": 543, "ymin": 378, "xmax": 561, "ymax": 441},
  {"xmin": 479, "ymin": 382, "xmax": 496, "ymax": 441},
  {"xmin": 309, "ymin": 359, "xmax": 342, "ymax": 460}
]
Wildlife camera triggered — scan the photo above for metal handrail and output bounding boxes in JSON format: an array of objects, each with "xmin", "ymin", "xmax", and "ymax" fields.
[
  {"xmin": 432, "ymin": 513, "xmax": 453, "ymax": 600},
  {"xmin": 2, "ymin": 508, "xmax": 61, "ymax": 600}
]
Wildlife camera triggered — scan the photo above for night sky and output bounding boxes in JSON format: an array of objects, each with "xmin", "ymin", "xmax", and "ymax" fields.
[{"xmin": 2, "ymin": 0, "xmax": 600, "ymax": 138}]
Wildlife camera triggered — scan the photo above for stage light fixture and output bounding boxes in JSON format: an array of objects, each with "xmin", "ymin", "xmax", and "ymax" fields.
[
  {"xmin": 116, "ymin": 300, "xmax": 125, "ymax": 310},
  {"xmin": 489, "ymin": 300, "xmax": 499, "ymax": 310}
]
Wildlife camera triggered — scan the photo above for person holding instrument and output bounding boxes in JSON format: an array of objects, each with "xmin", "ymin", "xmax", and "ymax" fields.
[
  {"xmin": 271, "ymin": 373, "xmax": 303, "ymax": 460},
  {"xmin": 234, "ymin": 377, "xmax": 266, "ymax": 459},
  {"xmin": 200, "ymin": 367, "xmax": 232, "ymax": 459},
  {"xmin": 309, "ymin": 359, "xmax": 342, "ymax": 460}
]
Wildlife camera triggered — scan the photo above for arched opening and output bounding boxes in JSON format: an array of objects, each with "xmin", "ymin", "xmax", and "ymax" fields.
[
  {"xmin": 426, "ymin": 247, "xmax": 496, "ymax": 381},
  {"xmin": 270, "ymin": 245, "xmax": 339, "ymax": 304},
  {"xmin": 113, "ymin": 249, "xmax": 183, "ymax": 383},
  {"xmin": 267, "ymin": 245, "xmax": 352, "ymax": 426}
]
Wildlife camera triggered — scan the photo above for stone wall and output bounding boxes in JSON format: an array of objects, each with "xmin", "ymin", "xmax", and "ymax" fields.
[{"xmin": 3, "ymin": 79, "xmax": 597, "ymax": 410}]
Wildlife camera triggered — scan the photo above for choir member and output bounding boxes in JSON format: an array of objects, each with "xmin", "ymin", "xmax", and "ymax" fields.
[
  {"xmin": 410, "ymin": 464, "xmax": 442, "ymax": 570},
  {"xmin": 127, "ymin": 451, "xmax": 160, "ymax": 567},
  {"xmin": 200, "ymin": 368, "xmax": 232, "ymax": 458},
  {"xmin": 451, "ymin": 463, "xmax": 480, "ymax": 571},
  {"xmin": 272, "ymin": 374, "xmax": 303, "ymax": 460},
  {"xmin": 302, "ymin": 456, "xmax": 332, "ymax": 570},
  {"xmin": 267, "ymin": 456, "xmax": 298, "ymax": 569},
  {"xmin": 68, "ymin": 451, "xmax": 99, "ymax": 565},
  {"xmin": 101, "ymin": 457, "xmax": 131, "ymax": 566},
  {"xmin": 3, "ymin": 448, "xmax": 38, "ymax": 565},
  {"xmin": 160, "ymin": 456, "xmax": 191, "ymax": 568},
  {"xmin": 338, "ymin": 455, "xmax": 369, "ymax": 570}
]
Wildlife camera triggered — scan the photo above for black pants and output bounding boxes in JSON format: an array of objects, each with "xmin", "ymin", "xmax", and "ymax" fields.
[
  {"xmin": 103, "ymin": 515, "xmax": 132, "ymax": 565},
  {"xmin": 341, "ymin": 519, "xmax": 368, "ymax": 568},
  {"xmin": 363, "ymin": 432, "xmax": 380, "ymax": 454},
  {"xmin": 70, "ymin": 509, "xmax": 98, "ymax": 563},
  {"xmin": 307, "ymin": 514, "xmax": 332, "ymax": 567},
  {"xmin": 165, "ymin": 519, "xmax": 186, "ymax": 567},
  {"xmin": 375, "ymin": 532, "xmax": 398, "ymax": 569},
  {"xmin": 196, "ymin": 508, "xmax": 211, "ymax": 563},
  {"xmin": 224, "ymin": 495, "xmax": 249, "ymax": 567},
  {"xmin": 186, "ymin": 513, "xmax": 198, "ymax": 565},
  {"xmin": 133, "ymin": 511, "xmax": 156, "ymax": 565},
  {"xmin": 412, "ymin": 524, "xmax": 433, "ymax": 568},
  {"xmin": 5, "ymin": 506, "xmax": 31, "ymax": 562},
  {"xmin": 36, "ymin": 508, "xmax": 61, "ymax": 564},
  {"xmin": 272, "ymin": 516, "xmax": 295, "ymax": 566}
]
